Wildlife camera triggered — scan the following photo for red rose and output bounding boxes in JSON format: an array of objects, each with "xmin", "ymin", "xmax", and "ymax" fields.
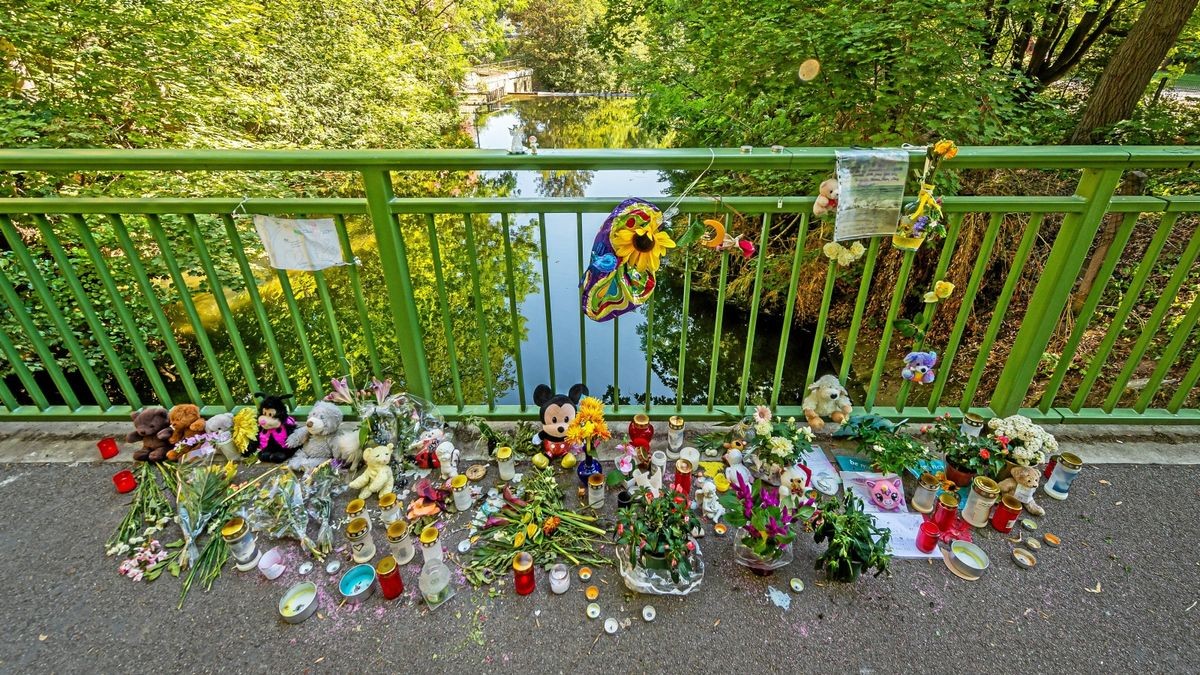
[{"xmin": 979, "ymin": 449, "xmax": 990, "ymax": 460}]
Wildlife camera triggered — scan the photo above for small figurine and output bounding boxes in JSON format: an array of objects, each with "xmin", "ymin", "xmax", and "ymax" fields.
[
  {"xmin": 802, "ymin": 374, "xmax": 853, "ymax": 431},
  {"xmin": 697, "ymin": 477, "xmax": 726, "ymax": 524},
  {"xmin": 434, "ymin": 441, "xmax": 459, "ymax": 480},
  {"xmin": 533, "ymin": 383, "xmax": 588, "ymax": 459},
  {"xmin": 508, "ymin": 124, "xmax": 526, "ymax": 154},
  {"xmin": 724, "ymin": 446, "xmax": 754, "ymax": 490},
  {"xmin": 902, "ymin": 351, "xmax": 939, "ymax": 384},
  {"xmin": 348, "ymin": 444, "xmax": 395, "ymax": 500},
  {"xmin": 410, "ymin": 427, "xmax": 444, "ymax": 470},
  {"xmin": 997, "ymin": 465, "xmax": 1046, "ymax": 516},
  {"xmin": 527, "ymin": 135, "xmax": 539, "ymax": 155},
  {"xmin": 812, "ymin": 178, "xmax": 840, "ymax": 217},
  {"xmin": 632, "ymin": 463, "xmax": 663, "ymax": 499}
]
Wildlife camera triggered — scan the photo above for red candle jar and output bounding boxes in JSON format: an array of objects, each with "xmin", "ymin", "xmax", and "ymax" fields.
[
  {"xmin": 628, "ymin": 414, "xmax": 654, "ymax": 449},
  {"xmin": 513, "ymin": 551, "xmax": 535, "ymax": 596},
  {"xmin": 376, "ymin": 555, "xmax": 405, "ymax": 600},
  {"xmin": 97, "ymin": 438, "xmax": 119, "ymax": 460},
  {"xmin": 916, "ymin": 521, "xmax": 940, "ymax": 553},
  {"xmin": 932, "ymin": 492, "xmax": 959, "ymax": 530},
  {"xmin": 673, "ymin": 459, "xmax": 693, "ymax": 497},
  {"xmin": 1043, "ymin": 455, "xmax": 1058, "ymax": 480},
  {"xmin": 990, "ymin": 494, "xmax": 1024, "ymax": 533},
  {"xmin": 112, "ymin": 469, "xmax": 137, "ymax": 494}
]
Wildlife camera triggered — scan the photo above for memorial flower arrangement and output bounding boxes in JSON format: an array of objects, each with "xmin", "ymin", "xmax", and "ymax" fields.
[
  {"xmin": 895, "ymin": 140, "xmax": 957, "ymax": 246},
  {"xmin": 616, "ymin": 488, "xmax": 697, "ymax": 582},
  {"xmin": 746, "ymin": 406, "xmax": 814, "ymax": 476},
  {"xmin": 924, "ymin": 415, "xmax": 1005, "ymax": 478},
  {"xmin": 719, "ymin": 475, "xmax": 815, "ymax": 561},
  {"xmin": 858, "ymin": 426, "xmax": 931, "ymax": 476},
  {"xmin": 565, "ymin": 396, "xmax": 612, "ymax": 453},
  {"xmin": 988, "ymin": 414, "xmax": 1056, "ymax": 467},
  {"xmin": 106, "ymin": 462, "xmax": 175, "ymax": 557},
  {"xmin": 813, "ymin": 492, "xmax": 892, "ymax": 583}
]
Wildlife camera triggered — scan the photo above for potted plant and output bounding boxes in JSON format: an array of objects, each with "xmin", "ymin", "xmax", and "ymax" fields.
[
  {"xmin": 746, "ymin": 406, "xmax": 815, "ymax": 483},
  {"xmin": 615, "ymin": 489, "xmax": 702, "ymax": 591},
  {"xmin": 813, "ymin": 492, "xmax": 892, "ymax": 583},
  {"xmin": 855, "ymin": 426, "xmax": 931, "ymax": 477},
  {"xmin": 719, "ymin": 475, "xmax": 816, "ymax": 576},
  {"xmin": 925, "ymin": 415, "xmax": 1003, "ymax": 485}
]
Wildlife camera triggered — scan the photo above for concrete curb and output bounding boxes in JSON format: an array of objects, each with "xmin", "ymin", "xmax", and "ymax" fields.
[{"xmin": 2, "ymin": 420, "xmax": 1198, "ymax": 465}]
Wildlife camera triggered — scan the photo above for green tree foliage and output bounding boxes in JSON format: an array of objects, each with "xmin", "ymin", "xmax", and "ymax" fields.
[{"xmin": 510, "ymin": 0, "xmax": 615, "ymax": 91}]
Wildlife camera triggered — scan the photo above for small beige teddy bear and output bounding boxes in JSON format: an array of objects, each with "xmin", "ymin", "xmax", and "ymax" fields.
[
  {"xmin": 802, "ymin": 374, "xmax": 853, "ymax": 431},
  {"xmin": 348, "ymin": 443, "xmax": 395, "ymax": 500},
  {"xmin": 812, "ymin": 178, "xmax": 840, "ymax": 218},
  {"xmin": 997, "ymin": 465, "xmax": 1045, "ymax": 516}
]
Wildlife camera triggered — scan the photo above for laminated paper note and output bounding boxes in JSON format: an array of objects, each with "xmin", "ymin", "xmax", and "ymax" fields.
[
  {"xmin": 253, "ymin": 216, "xmax": 345, "ymax": 271},
  {"xmin": 833, "ymin": 149, "xmax": 909, "ymax": 242},
  {"xmin": 869, "ymin": 512, "xmax": 941, "ymax": 559}
]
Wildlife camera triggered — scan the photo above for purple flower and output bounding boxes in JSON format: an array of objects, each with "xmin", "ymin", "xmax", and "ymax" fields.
[
  {"xmin": 733, "ymin": 474, "xmax": 752, "ymax": 501},
  {"xmin": 370, "ymin": 378, "xmax": 393, "ymax": 405},
  {"xmin": 326, "ymin": 376, "xmax": 355, "ymax": 405},
  {"xmin": 759, "ymin": 486, "xmax": 780, "ymax": 508},
  {"xmin": 912, "ymin": 215, "xmax": 930, "ymax": 235}
]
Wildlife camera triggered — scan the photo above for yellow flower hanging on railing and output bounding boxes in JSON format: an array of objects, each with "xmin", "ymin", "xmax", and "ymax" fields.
[
  {"xmin": 923, "ymin": 280, "xmax": 956, "ymax": 303},
  {"xmin": 822, "ymin": 241, "xmax": 866, "ymax": 267}
]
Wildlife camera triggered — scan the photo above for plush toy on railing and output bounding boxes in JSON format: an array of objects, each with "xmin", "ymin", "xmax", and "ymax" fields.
[
  {"xmin": 901, "ymin": 351, "xmax": 938, "ymax": 385},
  {"xmin": 127, "ymin": 406, "xmax": 173, "ymax": 463},
  {"xmin": 286, "ymin": 400, "xmax": 362, "ymax": 472},
  {"xmin": 812, "ymin": 178, "xmax": 839, "ymax": 218},
  {"xmin": 802, "ymin": 374, "xmax": 853, "ymax": 432},
  {"xmin": 255, "ymin": 393, "xmax": 297, "ymax": 464}
]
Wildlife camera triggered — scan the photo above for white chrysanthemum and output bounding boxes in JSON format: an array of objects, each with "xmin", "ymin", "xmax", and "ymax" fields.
[
  {"xmin": 755, "ymin": 420, "xmax": 773, "ymax": 437},
  {"xmin": 798, "ymin": 427, "xmax": 814, "ymax": 441},
  {"xmin": 769, "ymin": 436, "xmax": 794, "ymax": 456}
]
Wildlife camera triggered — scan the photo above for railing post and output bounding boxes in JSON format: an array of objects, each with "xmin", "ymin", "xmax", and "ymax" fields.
[
  {"xmin": 362, "ymin": 170, "xmax": 433, "ymax": 401},
  {"xmin": 989, "ymin": 167, "xmax": 1124, "ymax": 416}
]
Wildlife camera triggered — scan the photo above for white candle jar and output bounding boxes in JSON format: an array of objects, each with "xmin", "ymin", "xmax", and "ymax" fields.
[{"xmin": 496, "ymin": 446, "xmax": 516, "ymax": 481}]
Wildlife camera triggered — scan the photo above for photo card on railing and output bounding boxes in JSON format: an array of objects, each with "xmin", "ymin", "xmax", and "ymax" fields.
[
  {"xmin": 833, "ymin": 149, "xmax": 909, "ymax": 242},
  {"xmin": 253, "ymin": 215, "xmax": 346, "ymax": 271}
]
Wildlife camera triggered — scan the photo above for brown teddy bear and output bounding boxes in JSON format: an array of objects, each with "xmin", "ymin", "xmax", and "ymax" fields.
[
  {"xmin": 998, "ymin": 465, "xmax": 1045, "ymax": 517},
  {"xmin": 126, "ymin": 407, "xmax": 173, "ymax": 462},
  {"xmin": 167, "ymin": 403, "xmax": 207, "ymax": 447}
]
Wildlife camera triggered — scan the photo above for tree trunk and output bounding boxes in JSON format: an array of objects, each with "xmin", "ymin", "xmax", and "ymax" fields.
[
  {"xmin": 1073, "ymin": 171, "xmax": 1147, "ymax": 314},
  {"xmin": 1070, "ymin": 0, "xmax": 1200, "ymax": 143}
]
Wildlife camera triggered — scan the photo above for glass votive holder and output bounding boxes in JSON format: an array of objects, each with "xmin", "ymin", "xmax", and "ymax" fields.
[{"xmin": 549, "ymin": 563, "xmax": 570, "ymax": 594}]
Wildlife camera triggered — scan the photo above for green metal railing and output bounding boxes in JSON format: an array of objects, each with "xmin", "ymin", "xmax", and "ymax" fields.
[{"xmin": 0, "ymin": 146, "xmax": 1198, "ymax": 424}]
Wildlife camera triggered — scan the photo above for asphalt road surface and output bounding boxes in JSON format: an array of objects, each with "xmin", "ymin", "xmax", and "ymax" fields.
[{"xmin": 0, "ymin": 462, "xmax": 1195, "ymax": 674}]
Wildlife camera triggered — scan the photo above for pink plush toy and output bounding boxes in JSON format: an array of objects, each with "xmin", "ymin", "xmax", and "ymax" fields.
[
  {"xmin": 864, "ymin": 476, "xmax": 905, "ymax": 511},
  {"xmin": 902, "ymin": 351, "xmax": 938, "ymax": 384}
]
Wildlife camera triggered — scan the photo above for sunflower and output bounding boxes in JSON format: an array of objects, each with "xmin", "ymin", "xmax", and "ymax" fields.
[{"xmin": 611, "ymin": 215, "xmax": 676, "ymax": 273}]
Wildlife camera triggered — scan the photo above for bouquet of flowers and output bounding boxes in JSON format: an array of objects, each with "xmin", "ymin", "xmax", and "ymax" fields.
[
  {"xmin": 746, "ymin": 406, "xmax": 814, "ymax": 477},
  {"xmin": 249, "ymin": 470, "xmax": 323, "ymax": 559},
  {"xmin": 564, "ymin": 396, "xmax": 612, "ymax": 456},
  {"xmin": 616, "ymin": 488, "xmax": 698, "ymax": 583},
  {"xmin": 924, "ymin": 415, "xmax": 1004, "ymax": 477},
  {"xmin": 988, "ymin": 415, "xmax": 1056, "ymax": 467},
  {"xmin": 304, "ymin": 460, "xmax": 343, "ymax": 556},
  {"xmin": 118, "ymin": 539, "xmax": 172, "ymax": 582},
  {"xmin": 895, "ymin": 140, "xmax": 957, "ymax": 243},
  {"xmin": 106, "ymin": 462, "xmax": 174, "ymax": 557},
  {"xmin": 720, "ymin": 475, "xmax": 815, "ymax": 567}
]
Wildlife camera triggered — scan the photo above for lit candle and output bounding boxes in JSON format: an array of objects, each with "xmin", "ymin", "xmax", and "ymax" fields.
[
  {"xmin": 513, "ymin": 552, "xmax": 535, "ymax": 595},
  {"xmin": 346, "ymin": 498, "xmax": 370, "ymax": 532},
  {"xmin": 673, "ymin": 459, "xmax": 693, "ymax": 497},
  {"xmin": 386, "ymin": 520, "xmax": 415, "ymax": 565},
  {"xmin": 587, "ymin": 473, "xmax": 606, "ymax": 509},
  {"xmin": 420, "ymin": 525, "xmax": 443, "ymax": 563},
  {"xmin": 378, "ymin": 493, "xmax": 400, "ymax": 527},
  {"xmin": 112, "ymin": 469, "xmax": 137, "ymax": 494}
]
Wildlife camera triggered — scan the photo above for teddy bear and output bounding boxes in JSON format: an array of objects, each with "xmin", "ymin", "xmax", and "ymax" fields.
[
  {"xmin": 285, "ymin": 400, "xmax": 361, "ymax": 471},
  {"xmin": 533, "ymin": 383, "xmax": 587, "ymax": 458},
  {"xmin": 812, "ymin": 178, "xmax": 839, "ymax": 218},
  {"xmin": 126, "ymin": 407, "xmax": 173, "ymax": 462},
  {"xmin": 348, "ymin": 444, "xmax": 395, "ymax": 500},
  {"xmin": 167, "ymin": 403, "xmax": 207, "ymax": 445},
  {"xmin": 206, "ymin": 408, "xmax": 257, "ymax": 462},
  {"xmin": 254, "ymin": 392, "xmax": 297, "ymax": 464},
  {"xmin": 902, "ymin": 351, "xmax": 938, "ymax": 384},
  {"xmin": 802, "ymin": 374, "xmax": 853, "ymax": 431},
  {"xmin": 998, "ymin": 465, "xmax": 1046, "ymax": 516}
]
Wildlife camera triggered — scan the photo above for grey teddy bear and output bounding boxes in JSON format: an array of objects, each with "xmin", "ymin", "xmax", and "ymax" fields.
[{"xmin": 285, "ymin": 401, "xmax": 360, "ymax": 471}]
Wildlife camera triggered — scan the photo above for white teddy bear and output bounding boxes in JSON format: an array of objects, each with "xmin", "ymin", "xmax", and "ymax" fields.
[
  {"xmin": 348, "ymin": 444, "xmax": 395, "ymax": 500},
  {"xmin": 802, "ymin": 374, "xmax": 853, "ymax": 432}
]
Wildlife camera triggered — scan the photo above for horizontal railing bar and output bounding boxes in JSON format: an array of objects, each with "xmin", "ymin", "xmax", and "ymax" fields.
[
  {"xmin": 0, "ymin": 146, "xmax": 1195, "ymax": 171},
  {"xmin": 0, "ymin": 198, "xmax": 368, "ymax": 215},
  {"xmin": 0, "ymin": 195, "xmax": 1098, "ymax": 216}
]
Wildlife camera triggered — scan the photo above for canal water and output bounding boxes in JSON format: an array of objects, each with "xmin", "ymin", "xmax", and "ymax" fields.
[{"xmin": 471, "ymin": 96, "xmax": 820, "ymax": 407}]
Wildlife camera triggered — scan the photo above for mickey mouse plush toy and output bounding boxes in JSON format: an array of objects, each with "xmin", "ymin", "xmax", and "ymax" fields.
[{"xmin": 533, "ymin": 383, "xmax": 587, "ymax": 459}]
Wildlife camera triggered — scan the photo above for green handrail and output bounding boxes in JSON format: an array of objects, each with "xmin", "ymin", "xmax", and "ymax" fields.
[{"xmin": 0, "ymin": 147, "xmax": 1197, "ymax": 425}]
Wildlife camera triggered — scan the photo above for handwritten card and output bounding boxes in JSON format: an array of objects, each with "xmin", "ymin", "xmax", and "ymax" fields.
[
  {"xmin": 870, "ymin": 512, "xmax": 941, "ymax": 559},
  {"xmin": 254, "ymin": 215, "xmax": 345, "ymax": 271}
]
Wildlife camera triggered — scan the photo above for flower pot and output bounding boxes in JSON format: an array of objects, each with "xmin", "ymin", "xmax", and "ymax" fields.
[
  {"xmin": 945, "ymin": 461, "xmax": 975, "ymax": 488},
  {"xmin": 733, "ymin": 530, "xmax": 794, "ymax": 576},
  {"xmin": 617, "ymin": 539, "xmax": 705, "ymax": 595},
  {"xmin": 640, "ymin": 550, "xmax": 670, "ymax": 570},
  {"xmin": 892, "ymin": 233, "xmax": 926, "ymax": 251}
]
